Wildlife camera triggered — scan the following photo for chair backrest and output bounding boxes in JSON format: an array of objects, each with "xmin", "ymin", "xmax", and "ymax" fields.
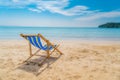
[{"xmin": 20, "ymin": 34, "xmax": 53, "ymax": 50}]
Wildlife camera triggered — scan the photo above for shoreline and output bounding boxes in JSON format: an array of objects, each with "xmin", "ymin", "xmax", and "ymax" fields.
[{"xmin": 0, "ymin": 39, "xmax": 120, "ymax": 45}]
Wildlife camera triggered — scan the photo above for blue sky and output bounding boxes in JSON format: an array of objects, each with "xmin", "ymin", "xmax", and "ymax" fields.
[{"xmin": 0, "ymin": 0, "xmax": 120, "ymax": 27}]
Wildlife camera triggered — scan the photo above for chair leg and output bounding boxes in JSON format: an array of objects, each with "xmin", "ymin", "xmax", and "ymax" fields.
[
  {"xmin": 29, "ymin": 42, "xmax": 32, "ymax": 56},
  {"xmin": 49, "ymin": 42, "xmax": 63, "ymax": 55},
  {"xmin": 22, "ymin": 55, "xmax": 33, "ymax": 63},
  {"xmin": 55, "ymin": 48, "xmax": 63, "ymax": 55},
  {"xmin": 52, "ymin": 44, "xmax": 63, "ymax": 55},
  {"xmin": 50, "ymin": 45, "xmax": 59, "ymax": 55},
  {"xmin": 21, "ymin": 49, "xmax": 41, "ymax": 64},
  {"xmin": 46, "ymin": 50, "xmax": 50, "ymax": 58},
  {"xmin": 46, "ymin": 41, "xmax": 50, "ymax": 58}
]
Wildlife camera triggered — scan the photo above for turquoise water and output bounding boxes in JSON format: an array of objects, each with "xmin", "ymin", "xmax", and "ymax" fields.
[{"xmin": 0, "ymin": 26, "xmax": 120, "ymax": 41}]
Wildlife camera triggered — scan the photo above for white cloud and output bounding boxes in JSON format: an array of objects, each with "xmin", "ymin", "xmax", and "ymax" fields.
[
  {"xmin": 12, "ymin": 0, "xmax": 19, "ymax": 2},
  {"xmin": 72, "ymin": 11, "xmax": 120, "ymax": 27},
  {"xmin": 76, "ymin": 11, "xmax": 120, "ymax": 21},
  {"xmin": 0, "ymin": 0, "xmax": 29, "ymax": 8},
  {"xmin": 0, "ymin": 0, "xmax": 97, "ymax": 16},
  {"xmin": 30, "ymin": 0, "xmax": 98, "ymax": 16},
  {"xmin": 28, "ymin": 8, "xmax": 41, "ymax": 13},
  {"xmin": 59, "ymin": 6, "xmax": 97, "ymax": 16}
]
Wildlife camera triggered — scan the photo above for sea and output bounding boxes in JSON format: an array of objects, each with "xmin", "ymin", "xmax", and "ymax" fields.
[{"xmin": 0, "ymin": 26, "xmax": 120, "ymax": 41}]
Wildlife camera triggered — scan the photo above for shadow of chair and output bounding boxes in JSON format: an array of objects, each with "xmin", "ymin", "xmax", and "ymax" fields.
[{"xmin": 17, "ymin": 54, "xmax": 61, "ymax": 76}]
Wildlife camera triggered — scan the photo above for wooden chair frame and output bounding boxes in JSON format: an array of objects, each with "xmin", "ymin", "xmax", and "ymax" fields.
[{"xmin": 20, "ymin": 33, "xmax": 63, "ymax": 64}]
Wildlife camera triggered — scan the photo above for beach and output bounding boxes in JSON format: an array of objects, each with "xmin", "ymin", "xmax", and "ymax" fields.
[
  {"xmin": 0, "ymin": 0, "xmax": 120, "ymax": 79},
  {"xmin": 0, "ymin": 40, "xmax": 120, "ymax": 80}
]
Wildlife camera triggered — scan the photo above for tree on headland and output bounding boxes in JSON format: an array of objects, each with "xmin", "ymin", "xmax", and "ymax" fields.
[{"xmin": 99, "ymin": 22, "xmax": 120, "ymax": 28}]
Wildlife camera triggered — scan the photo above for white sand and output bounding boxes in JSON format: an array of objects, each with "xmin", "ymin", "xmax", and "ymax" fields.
[{"xmin": 0, "ymin": 40, "xmax": 120, "ymax": 80}]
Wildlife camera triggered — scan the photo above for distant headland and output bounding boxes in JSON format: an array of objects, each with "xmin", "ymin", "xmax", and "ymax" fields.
[{"xmin": 98, "ymin": 22, "xmax": 120, "ymax": 28}]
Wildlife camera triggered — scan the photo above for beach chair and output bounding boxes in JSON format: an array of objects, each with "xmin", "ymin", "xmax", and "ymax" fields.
[{"xmin": 20, "ymin": 33, "xmax": 63, "ymax": 64}]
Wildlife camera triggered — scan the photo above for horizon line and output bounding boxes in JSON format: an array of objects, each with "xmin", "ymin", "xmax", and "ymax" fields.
[{"xmin": 0, "ymin": 25, "xmax": 96, "ymax": 28}]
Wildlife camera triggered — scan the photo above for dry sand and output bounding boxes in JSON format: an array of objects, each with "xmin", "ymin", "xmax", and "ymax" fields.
[{"xmin": 0, "ymin": 40, "xmax": 120, "ymax": 80}]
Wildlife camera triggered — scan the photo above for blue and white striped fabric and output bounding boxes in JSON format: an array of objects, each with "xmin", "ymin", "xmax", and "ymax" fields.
[{"xmin": 27, "ymin": 36, "xmax": 55, "ymax": 50}]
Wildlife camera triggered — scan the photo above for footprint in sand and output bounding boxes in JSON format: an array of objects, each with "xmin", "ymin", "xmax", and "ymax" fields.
[
  {"xmin": 91, "ymin": 68, "xmax": 98, "ymax": 72},
  {"xmin": 0, "ymin": 77, "xmax": 2, "ymax": 80},
  {"xmin": 0, "ymin": 59, "xmax": 6, "ymax": 69},
  {"xmin": 81, "ymin": 49, "xmax": 90, "ymax": 53},
  {"xmin": 4, "ymin": 59, "xmax": 15, "ymax": 68},
  {"xmin": 0, "ymin": 58, "xmax": 4, "ymax": 61},
  {"xmin": 73, "ymin": 75, "xmax": 82, "ymax": 79},
  {"xmin": 89, "ymin": 75, "xmax": 94, "ymax": 80}
]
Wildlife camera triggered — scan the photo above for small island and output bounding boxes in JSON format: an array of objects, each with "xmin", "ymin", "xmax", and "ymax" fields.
[{"xmin": 99, "ymin": 22, "xmax": 120, "ymax": 28}]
